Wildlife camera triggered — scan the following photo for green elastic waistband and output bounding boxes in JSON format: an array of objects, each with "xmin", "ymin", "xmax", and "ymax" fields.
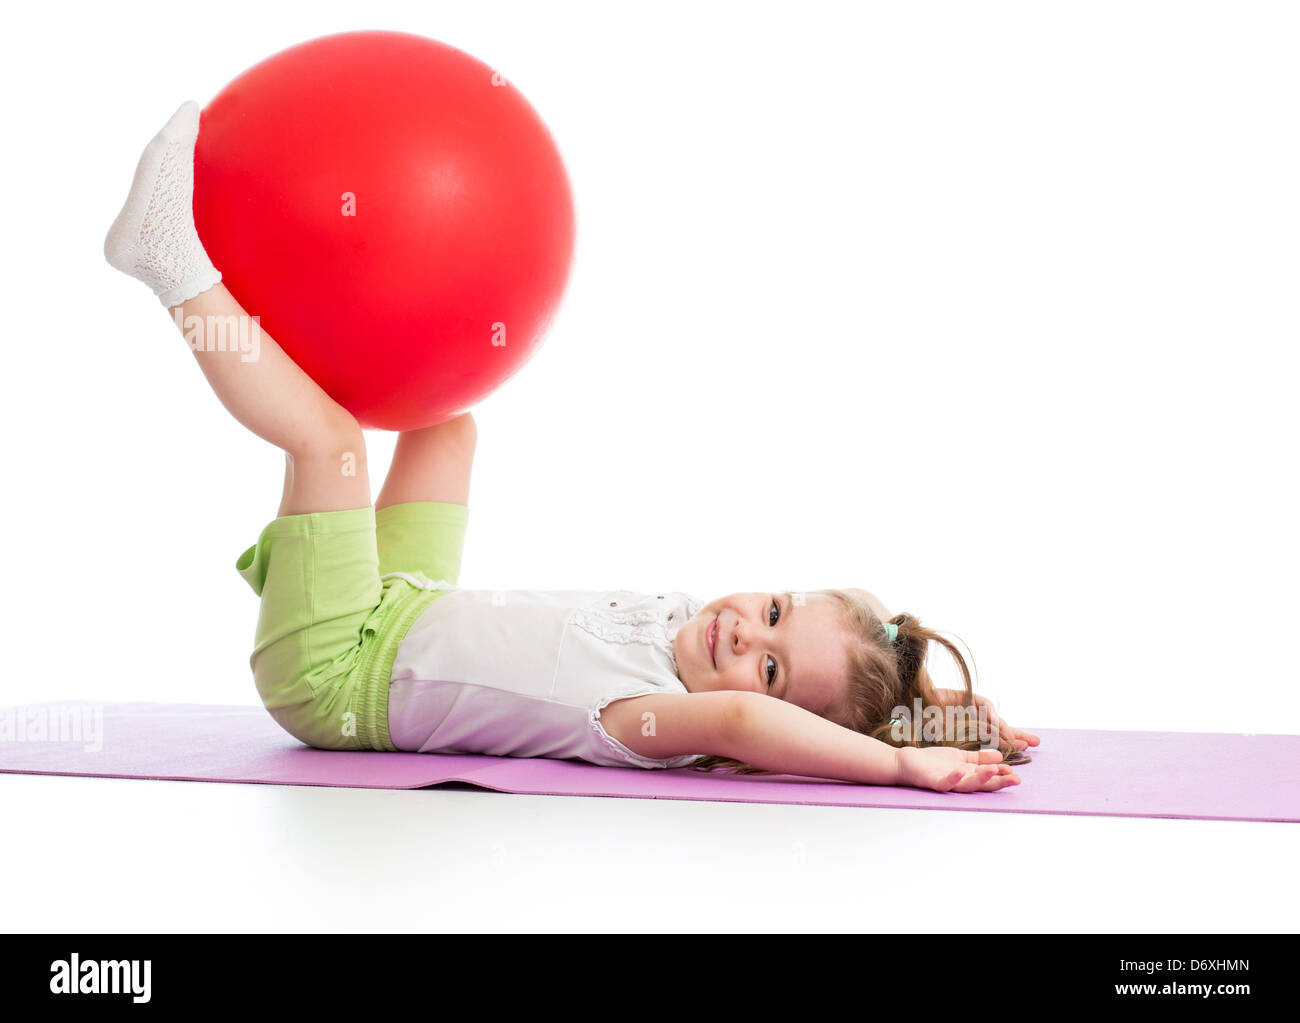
[{"xmin": 353, "ymin": 585, "xmax": 449, "ymax": 752}]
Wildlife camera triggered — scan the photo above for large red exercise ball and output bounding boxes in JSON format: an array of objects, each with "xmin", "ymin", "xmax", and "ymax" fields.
[{"xmin": 193, "ymin": 31, "xmax": 576, "ymax": 430}]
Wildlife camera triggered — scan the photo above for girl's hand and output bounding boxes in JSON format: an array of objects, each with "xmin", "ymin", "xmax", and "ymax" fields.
[
  {"xmin": 974, "ymin": 694, "xmax": 1040, "ymax": 752},
  {"xmin": 895, "ymin": 746, "xmax": 1021, "ymax": 793},
  {"xmin": 933, "ymin": 689, "xmax": 1041, "ymax": 752}
]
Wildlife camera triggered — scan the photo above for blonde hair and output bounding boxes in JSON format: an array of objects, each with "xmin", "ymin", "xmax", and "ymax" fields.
[{"xmin": 687, "ymin": 588, "xmax": 1017, "ymax": 775}]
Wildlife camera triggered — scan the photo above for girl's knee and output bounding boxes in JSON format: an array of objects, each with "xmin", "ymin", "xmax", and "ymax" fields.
[
  {"xmin": 288, "ymin": 414, "xmax": 365, "ymax": 465},
  {"xmin": 281, "ymin": 419, "xmax": 370, "ymax": 515}
]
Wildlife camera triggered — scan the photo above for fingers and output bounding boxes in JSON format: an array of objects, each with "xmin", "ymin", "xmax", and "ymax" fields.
[
  {"xmin": 937, "ymin": 765, "xmax": 1021, "ymax": 793},
  {"xmin": 963, "ymin": 748, "xmax": 1007, "ymax": 764},
  {"xmin": 969, "ymin": 696, "xmax": 1041, "ymax": 749},
  {"xmin": 973, "ymin": 769, "xmax": 1020, "ymax": 792},
  {"xmin": 998, "ymin": 725, "xmax": 1041, "ymax": 749}
]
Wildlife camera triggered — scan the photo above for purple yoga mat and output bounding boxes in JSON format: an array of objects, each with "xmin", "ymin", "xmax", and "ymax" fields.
[{"xmin": 0, "ymin": 701, "xmax": 1296, "ymax": 822}]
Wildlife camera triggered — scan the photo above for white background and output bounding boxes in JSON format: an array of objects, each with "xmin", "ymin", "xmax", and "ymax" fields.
[{"xmin": 1, "ymin": 0, "xmax": 1296, "ymax": 933}]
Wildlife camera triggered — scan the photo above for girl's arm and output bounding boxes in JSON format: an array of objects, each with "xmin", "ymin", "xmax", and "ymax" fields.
[
  {"xmin": 602, "ymin": 692, "xmax": 1018, "ymax": 790},
  {"xmin": 599, "ymin": 691, "xmax": 740, "ymax": 762},
  {"xmin": 726, "ymin": 693, "xmax": 1015, "ymax": 789}
]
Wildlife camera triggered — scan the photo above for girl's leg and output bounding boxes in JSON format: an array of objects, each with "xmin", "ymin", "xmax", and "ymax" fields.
[
  {"xmin": 277, "ymin": 452, "xmax": 294, "ymax": 519},
  {"xmin": 376, "ymin": 412, "xmax": 476, "ymax": 510},
  {"xmin": 373, "ymin": 414, "xmax": 474, "ymax": 586},
  {"xmin": 170, "ymin": 282, "xmax": 369, "ymax": 516},
  {"xmin": 104, "ymin": 101, "xmax": 366, "ymax": 518}
]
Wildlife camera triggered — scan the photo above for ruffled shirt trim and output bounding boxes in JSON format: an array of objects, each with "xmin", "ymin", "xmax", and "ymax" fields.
[{"xmin": 576, "ymin": 593, "xmax": 708, "ymax": 769}]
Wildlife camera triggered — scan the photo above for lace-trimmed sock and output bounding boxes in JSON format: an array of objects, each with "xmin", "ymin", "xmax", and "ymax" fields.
[{"xmin": 104, "ymin": 100, "xmax": 222, "ymax": 307}]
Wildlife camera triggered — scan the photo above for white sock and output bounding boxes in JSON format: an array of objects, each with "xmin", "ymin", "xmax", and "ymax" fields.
[{"xmin": 104, "ymin": 100, "xmax": 222, "ymax": 308}]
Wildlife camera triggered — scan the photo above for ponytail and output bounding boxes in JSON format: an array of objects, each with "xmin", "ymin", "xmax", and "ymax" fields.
[{"xmin": 875, "ymin": 612, "xmax": 989, "ymax": 752}]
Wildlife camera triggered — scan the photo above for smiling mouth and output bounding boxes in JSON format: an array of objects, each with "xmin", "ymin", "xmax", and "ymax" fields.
[{"xmin": 707, "ymin": 616, "xmax": 718, "ymax": 667}]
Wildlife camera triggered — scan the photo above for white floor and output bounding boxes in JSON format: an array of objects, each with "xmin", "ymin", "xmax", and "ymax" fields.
[{"xmin": 5, "ymin": 771, "xmax": 1295, "ymax": 932}]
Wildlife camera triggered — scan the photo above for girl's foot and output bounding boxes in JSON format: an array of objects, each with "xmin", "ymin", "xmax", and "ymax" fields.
[{"xmin": 104, "ymin": 100, "xmax": 222, "ymax": 307}]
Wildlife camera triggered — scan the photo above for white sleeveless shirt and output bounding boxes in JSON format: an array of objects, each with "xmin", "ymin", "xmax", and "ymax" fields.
[{"xmin": 386, "ymin": 586, "xmax": 709, "ymax": 769}]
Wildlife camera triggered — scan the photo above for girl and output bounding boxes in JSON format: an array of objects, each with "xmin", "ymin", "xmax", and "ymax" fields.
[{"xmin": 105, "ymin": 102, "xmax": 1037, "ymax": 793}]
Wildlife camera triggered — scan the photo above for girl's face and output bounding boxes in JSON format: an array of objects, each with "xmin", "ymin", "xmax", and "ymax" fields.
[{"xmin": 673, "ymin": 591, "xmax": 855, "ymax": 723}]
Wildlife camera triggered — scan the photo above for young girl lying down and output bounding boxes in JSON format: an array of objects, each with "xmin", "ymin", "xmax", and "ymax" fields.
[{"xmin": 105, "ymin": 102, "xmax": 1038, "ymax": 793}]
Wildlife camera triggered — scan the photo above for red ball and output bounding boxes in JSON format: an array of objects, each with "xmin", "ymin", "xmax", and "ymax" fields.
[{"xmin": 193, "ymin": 31, "xmax": 576, "ymax": 430}]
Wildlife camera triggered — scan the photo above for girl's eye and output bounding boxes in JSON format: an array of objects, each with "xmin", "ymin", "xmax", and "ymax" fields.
[{"xmin": 766, "ymin": 599, "xmax": 780, "ymax": 687}]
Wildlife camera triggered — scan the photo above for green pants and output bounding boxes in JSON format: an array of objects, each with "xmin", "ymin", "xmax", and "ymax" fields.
[{"xmin": 234, "ymin": 502, "xmax": 468, "ymax": 751}]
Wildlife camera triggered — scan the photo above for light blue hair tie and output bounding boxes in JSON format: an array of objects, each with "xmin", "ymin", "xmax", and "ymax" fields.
[{"xmin": 883, "ymin": 622, "xmax": 899, "ymax": 644}]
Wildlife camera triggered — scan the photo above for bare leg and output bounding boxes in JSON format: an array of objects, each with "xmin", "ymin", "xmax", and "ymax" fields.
[
  {"xmin": 169, "ymin": 282, "xmax": 370, "ymax": 516},
  {"xmin": 376, "ymin": 413, "xmax": 477, "ymax": 510},
  {"xmin": 276, "ymin": 452, "xmax": 295, "ymax": 519}
]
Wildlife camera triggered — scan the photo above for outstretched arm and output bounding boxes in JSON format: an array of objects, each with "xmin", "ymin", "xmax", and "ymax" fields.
[
  {"xmin": 376, "ymin": 412, "xmax": 478, "ymax": 510},
  {"xmin": 603, "ymin": 692, "xmax": 1020, "ymax": 790},
  {"xmin": 729, "ymin": 693, "xmax": 1021, "ymax": 791}
]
